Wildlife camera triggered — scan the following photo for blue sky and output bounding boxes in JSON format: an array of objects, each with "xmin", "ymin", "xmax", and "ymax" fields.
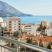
[{"xmin": 0, "ymin": 0, "xmax": 52, "ymax": 15}]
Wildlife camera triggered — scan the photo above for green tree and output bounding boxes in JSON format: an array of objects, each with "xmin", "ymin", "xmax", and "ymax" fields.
[
  {"xmin": 0, "ymin": 26, "xmax": 5, "ymax": 36},
  {"xmin": 47, "ymin": 44, "xmax": 51, "ymax": 49},
  {"xmin": 27, "ymin": 38, "xmax": 32, "ymax": 44},
  {"xmin": 37, "ymin": 22, "xmax": 47, "ymax": 36},
  {"xmin": 13, "ymin": 31, "xmax": 20, "ymax": 37}
]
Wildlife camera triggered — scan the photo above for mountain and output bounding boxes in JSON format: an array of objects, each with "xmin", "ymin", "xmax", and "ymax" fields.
[{"xmin": 0, "ymin": 1, "xmax": 33, "ymax": 17}]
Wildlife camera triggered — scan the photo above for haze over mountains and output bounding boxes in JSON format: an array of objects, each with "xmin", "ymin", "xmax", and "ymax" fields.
[
  {"xmin": 0, "ymin": 1, "xmax": 33, "ymax": 17},
  {"xmin": 0, "ymin": 1, "xmax": 52, "ymax": 24}
]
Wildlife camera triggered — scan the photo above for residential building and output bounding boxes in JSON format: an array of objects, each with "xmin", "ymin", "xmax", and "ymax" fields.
[
  {"xmin": 0, "ymin": 21, "xmax": 6, "ymax": 27},
  {"xmin": 0, "ymin": 17, "xmax": 6, "ymax": 28},
  {"xmin": 21, "ymin": 24, "xmax": 39, "ymax": 36},
  {"xmin": 6, "ymin": 17, "xmax": 21, "ymax": 33},
  {"xmin": 50, "ymin": 22, "xmax": 52, "ymax": 28},
  {"xmin": 45, "ymin": 28, "xmax": 52, "ymax": 36},
  {"xmin": 41, "ymin": 21, "xmax": 50, "ymax": 28},
  {"xmin": 0, "ymin": 17, "xmax": 3, "ymax": 22}
]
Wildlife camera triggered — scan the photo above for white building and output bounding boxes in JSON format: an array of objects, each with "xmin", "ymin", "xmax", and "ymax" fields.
[
  {"xmin": 0, "ymin": 17, "xmax": 3, "ymax": 27},
  {"xmin": 0, "ymin": 17, "xmax": 3, "ymax": 22},
  {"xmin": 45, "ymin": 28, "xmax": 52, "ymax": 36},
  {"xmin": 6, "ymin": 17, "xmax": 21, "ymax": 33},
  {"xmin": 0, "ymin": 17, "xmax": 6, "ymax": 27},
  {"xmin": 21, "ymin": 24, "xmax": 39, "ymax": 36},
  {"xmin": 41, "ymin": 21, "xmax": 50, "ymax": 28}
]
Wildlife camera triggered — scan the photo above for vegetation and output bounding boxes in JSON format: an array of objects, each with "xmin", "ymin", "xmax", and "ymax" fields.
[
  {"xmin": 13, "ymin": 31, "xmax": 20, "ymax": 37},
  {"xmin": 27, "ymin": 38, "xmax": 32, "ymax": 44},
  {"xmin": 47, "ymin": 44, "xmax": 51, "ymax": 49},
  {"xmin": 37, "ymin": 22, "xmax": 46, "ymax": 31},
  {"xmin": 37, "ymin": 22, "xmax": 47, "ymax": 36},
  {"xmin": 0, "ymin": 26, "xmax": 5, "ymax": 36}
]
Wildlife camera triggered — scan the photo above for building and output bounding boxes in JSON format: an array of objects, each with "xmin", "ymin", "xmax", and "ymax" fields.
[
  {"xmin": 36, "ymin": 21, "xmax": 50, "ymax": 36},
  {"xmin": 21, "ymin": 24, "xmax": 39, "ymax": 36},
  {"xmin": 0, "ymin": 21, "xmax": 7, "ymax": 28},
  {"xmin": 6, "ymin": 17, "xmax": 21, "ymax": 33},
  {"xmin": 45, "ymin": 28, "xmax": 52, "ymax": 36},
  {"xmin": 0, "ymin": 17, "xmax": 3, "ymax": 22},
  {"xmin": 41, "ymin": 21, "xmax": 50, "ymax": 28},
  {"xmin": 50, "ymin": 22, "xmax": 52, "ymax": 28},
  {"xmin": 0, "ymin": 17, "xmax": 4, "ymax": 27}
]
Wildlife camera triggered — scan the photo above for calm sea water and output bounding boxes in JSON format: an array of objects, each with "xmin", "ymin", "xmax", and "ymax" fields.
[
  {"xmin": 4, "ymin": 16, "xmax": 52, "ymax": 24},
  {"xmin": 21, "ymin": 16, "xmax": 52, "ymax": 24}
]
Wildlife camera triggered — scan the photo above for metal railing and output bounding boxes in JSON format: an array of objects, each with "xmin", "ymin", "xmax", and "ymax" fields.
[
  {"xmin": 0, "ymin": 45, "xmax": 16, "ymax": 52},
  {"xmin": 0, "ymin": 36, "xmax": 52, "ymax": 52}
]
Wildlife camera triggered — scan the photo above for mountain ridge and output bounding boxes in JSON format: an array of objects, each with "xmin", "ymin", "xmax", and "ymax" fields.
[{"xmin": 0, "ymin": 1, "xmax": 33, "ymax": 17}]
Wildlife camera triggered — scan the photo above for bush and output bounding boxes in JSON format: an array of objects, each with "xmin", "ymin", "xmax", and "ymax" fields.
[
  {"xmin": 27, "ymin": 39, "xmax": 32, "ymax": 44},
  {"xmin": 47, "ymin": 44, "xmax": 51, "ymax": 49}
]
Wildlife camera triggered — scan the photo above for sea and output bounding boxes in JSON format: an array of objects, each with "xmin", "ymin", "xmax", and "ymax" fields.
[
  {"xmin": 4, "ymin": 16, "xmax": 52, "ymax": 24},
  {"xmin": 20, "ymin": 16, "xmax": 52, "ymax": 24}
]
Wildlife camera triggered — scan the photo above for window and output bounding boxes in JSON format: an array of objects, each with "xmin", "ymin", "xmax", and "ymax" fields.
[
  {"xmin": 9, "ymin": 26, "xmax": 11, "ymax": 28},
  {"xmin": 9, "ymin": 29, "xmax": 11, "ymax": 31},
  {"xmin": 9, "ymin": 23, "xmax": 11, "ymax": 25},
  {"xmin": 9, "ymin": 21, "xmax": 11, "ymax": 23},
  {"xmin": 19, "ymin": 28, "xmax": 20, "ymax": 30}
]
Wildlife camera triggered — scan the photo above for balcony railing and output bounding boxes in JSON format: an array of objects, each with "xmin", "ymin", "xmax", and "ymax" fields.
[
  {"xmin": 0, "ymin": 36, "xmax": 52, "ymax": 52},
  {"xmin": 0, "ymin": 45, "xmax": 16, "ymax": 52}
]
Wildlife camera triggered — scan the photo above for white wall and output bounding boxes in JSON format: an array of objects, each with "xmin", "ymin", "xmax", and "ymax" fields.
[{"xmin": 45, "ymin": 29, "xmax": 52, "ymax": 36}]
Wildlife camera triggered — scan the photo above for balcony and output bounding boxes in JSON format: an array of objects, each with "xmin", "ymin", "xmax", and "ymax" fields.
[{"xmin": 0, "ymin": 36, "xmax": 52, "ymax": 52}]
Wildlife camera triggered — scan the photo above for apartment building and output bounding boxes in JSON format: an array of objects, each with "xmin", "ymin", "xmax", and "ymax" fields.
[
  {"xmin": 21, "ymin": 24, "xmax": 39, "ymax": 36},
  {"xmin": 6, "ymin": 17, "xmax": 21, "ymax": 33}
]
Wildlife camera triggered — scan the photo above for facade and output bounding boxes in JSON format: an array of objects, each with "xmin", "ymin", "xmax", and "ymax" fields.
[
  {"xmin": 0, "ymin": 17, "xmax": 7, "ymax": 28},
  {"xmin": 21, "ymin": 24, "xmax": 39, "ymax": 36},
  {"xmin": 6, "ymin": 17, "xmax": 21, "ymax": 33},
  {"xmin": 0, "ymin": 21, "xmax": 6, "ymax": 28},
  {"xmin": 50, "ymin": 22, "xmax": 52, "ymax": 28},
  {"xmin": 0, "ymin": 17, "xmax": 3, "ymax": 27},
  {"xmin": 41, "ymin": 21, "xmax": 50, "ymax": 28},
  {"xmin": 45, "ymin": 28, "xmax": 52, "ymax": 36}
]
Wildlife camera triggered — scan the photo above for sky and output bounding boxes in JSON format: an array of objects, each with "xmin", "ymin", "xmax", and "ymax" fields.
[{"xmin": 0, "ymin": 0, "xmax": 52, "ymax": 15}]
